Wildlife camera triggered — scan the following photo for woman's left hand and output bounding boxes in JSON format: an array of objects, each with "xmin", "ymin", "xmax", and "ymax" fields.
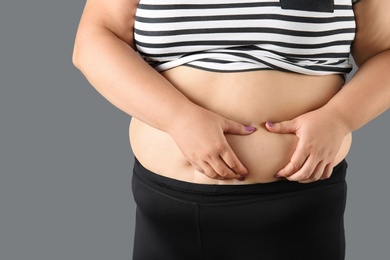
[{"xmin": 265, "ymin": 108, "xmax": 350, "ymax": 183}]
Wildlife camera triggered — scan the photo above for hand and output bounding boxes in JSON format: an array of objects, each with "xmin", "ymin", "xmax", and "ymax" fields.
[
  {"xmin": 265, "ymin": 108, "xmax": 350, "ymax": 183},
  {"xmin": 167, "ymin": 106, "xmax": 255, "ymax": 181}
]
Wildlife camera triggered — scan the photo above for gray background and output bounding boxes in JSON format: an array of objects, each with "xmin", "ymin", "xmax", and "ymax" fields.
[{"xmin": 0, "ymin": 1, "xmax": 389, "ymax": 259}]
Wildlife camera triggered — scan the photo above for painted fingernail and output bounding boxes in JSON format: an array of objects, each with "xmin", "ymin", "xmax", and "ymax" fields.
[
  {"xmin": 266, "ymin": 122, "xmax": 274, "ymax": 127},
  {"xmin": 245, "ymin": 126, "xmax": 256, "ymax": 132}
]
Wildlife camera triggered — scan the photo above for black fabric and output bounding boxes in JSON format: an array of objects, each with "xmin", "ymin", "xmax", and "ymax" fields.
[
  {"xmin": 132, "ymin": 158, "xmax": 348, "ymax": 260},
  {"xmin": 280, "ymin": 0, "xmax": 334, "ymax": 13}
]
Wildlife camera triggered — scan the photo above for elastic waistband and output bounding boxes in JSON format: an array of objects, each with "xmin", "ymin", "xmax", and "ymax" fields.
[{"xmin": 133, "ymin": 158, "xmax": 347, "ymax": 204}]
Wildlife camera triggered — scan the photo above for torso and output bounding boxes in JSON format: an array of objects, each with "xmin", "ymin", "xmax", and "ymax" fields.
[
  {"xmin": 130, "ymin": 0, "xmax": 355, "ymax": 184},
  {"xmin": 129, "ymin": 67, "xmax": 352, "ymax": 184}
]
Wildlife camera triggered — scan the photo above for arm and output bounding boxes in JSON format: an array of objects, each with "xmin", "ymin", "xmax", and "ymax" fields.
[
  {"xmin": 265, "ymin": 0, "xmax": 390, "ymax": 182},
  {"xmin": 72, "ymin": 0, "xmax": 254, "ymax": 180},
  {"xmin": 326, "ymin": 0, "xmax": 390, "ymax": 132}
]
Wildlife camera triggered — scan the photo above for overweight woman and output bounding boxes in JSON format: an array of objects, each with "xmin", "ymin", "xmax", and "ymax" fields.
[{"xmin": 73, "ymin": 0, "xmax": 390, "ymax": 259}]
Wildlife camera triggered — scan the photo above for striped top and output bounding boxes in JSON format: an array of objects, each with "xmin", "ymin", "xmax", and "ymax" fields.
[{"xmin": 134, "ymin": 0, "xmax": 357, "ymax": 76}]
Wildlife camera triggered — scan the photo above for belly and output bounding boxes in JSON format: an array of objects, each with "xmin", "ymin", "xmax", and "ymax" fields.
[{"xmin": 129, "ymin": 67, "xmax": 352, "ymax": 184}]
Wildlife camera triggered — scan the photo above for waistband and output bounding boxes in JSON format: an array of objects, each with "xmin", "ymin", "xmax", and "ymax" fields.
[{"xmin": 133, "ymin": 158, "xmax": 347, "ymax": 203}]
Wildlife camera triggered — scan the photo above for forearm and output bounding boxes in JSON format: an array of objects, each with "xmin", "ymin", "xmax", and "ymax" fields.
[
  {"xmin": 323, "ymin": 50, "xmax": 390, "ymax": 133},
  {"xmin": 73, "ymin": 26, "xmax": 196, "ymax": 132}
]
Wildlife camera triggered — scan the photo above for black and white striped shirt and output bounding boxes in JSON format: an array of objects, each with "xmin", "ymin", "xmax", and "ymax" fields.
[{"xmin": 134, "ymin": 0, "xmax": 357, "ymax": 75}]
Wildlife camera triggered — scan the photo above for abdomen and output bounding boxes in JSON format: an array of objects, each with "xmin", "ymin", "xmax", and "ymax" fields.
[{"xmin": 129, "ymin": 67, "xmax": 352, "ymax": 184}]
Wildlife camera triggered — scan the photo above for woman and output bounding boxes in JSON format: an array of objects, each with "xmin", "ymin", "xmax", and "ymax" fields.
[{"xmin": 73, "ymin": 0, "xmax": 390, "ymax": 259}]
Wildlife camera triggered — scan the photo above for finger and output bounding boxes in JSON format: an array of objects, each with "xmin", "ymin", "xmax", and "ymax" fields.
[
  {"xmin": 220, "ymin": 146, "xmax": 249, "ymax": 178},
  {"xmin": 319, "ymin": 163, "xmax": 334, "ymax": 180},
  {"xmin": 298, "ymin": 160, "xmax": 327, "ymax": 183},
  {"xmin": 275, "ymin": 142, "xmax": 309, "ymax": 178},
  {"xmin": 222, "ymin": 119, "xmax": 256, "ymax": 135},
  {"xmin": 208, "ymin": 156, "xmax": 239, "ymax": 179},
  {"xmin": 286, "ymin": 155, "xmax": 318, "ymax": 182},
  {"xmin": 193, "ymin": 161, "xmax": 219, "ymax": 179},
  {"xmin": 265, "ymin": 120, "xmax": 297, "ymax": 134}
]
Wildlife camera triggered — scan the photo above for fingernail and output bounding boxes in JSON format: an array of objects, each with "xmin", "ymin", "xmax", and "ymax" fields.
[
  {"xmin": 238, "ymin": 176, "xmax": 246, "ymax": 181},
  {"xmin": 274, "ymin": 173, "xmax": 282, "ymax": 178},
  {"xmin": 245, "ymin": 126, "xmax": 256, "ymax": 132},
  {"xmin": 266, "ymin": 122, "xmax": 274, "ymax": 127}
]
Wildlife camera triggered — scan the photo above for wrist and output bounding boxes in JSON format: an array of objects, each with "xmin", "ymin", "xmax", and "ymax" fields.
[
  {"xmin": 164, "ymin": 102, "xmax": 205, "ymax": 136},
  {"xmin": 319, "ymin": 104, "xmax": 352, "ymax": 135}
]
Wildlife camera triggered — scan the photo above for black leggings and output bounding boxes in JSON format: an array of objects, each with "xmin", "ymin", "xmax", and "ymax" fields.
[{"xmin": 132, "ymin": 158, "xmax": 348, "ymax": 260}]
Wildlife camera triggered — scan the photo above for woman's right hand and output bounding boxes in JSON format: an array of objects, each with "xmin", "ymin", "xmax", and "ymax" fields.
[{"xmin": 167, "ymin": 106, "xmax": 255, "ymax": 181}]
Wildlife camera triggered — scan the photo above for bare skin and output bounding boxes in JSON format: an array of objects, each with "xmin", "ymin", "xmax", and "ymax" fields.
[
  {"xmin": 130, "ymin": 69, "xmax": 352, "ymax": 184},
  {"xmin": 73, "ymin": 0, "xmax": 390, "ymax": 184}
]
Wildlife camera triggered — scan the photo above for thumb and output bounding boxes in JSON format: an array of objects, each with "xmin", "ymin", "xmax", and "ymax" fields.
[
  {"xmin": 223, "ymin": 119, "xmax": 256, "ymax": 135},
  {"xmin": 265, "ymin": 120, "xmax": 297, "ymax": 134}
]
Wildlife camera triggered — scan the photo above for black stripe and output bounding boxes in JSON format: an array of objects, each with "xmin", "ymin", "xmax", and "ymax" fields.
[
  {"xmin": 183, "ymin": 64, "xmax": 274, "ymax": 73},
  {"xmin": 181, "ymin": 63, "xmax": 273, "ymax": 72},
  {"xmin": 135, "ymin": 39, "xmax": 354, "ymax": 50},
  {"xmin": 136, "ymin": 14, "xmax": 355, "ymax": 24},
  {"xmin": 138, "ymin": 3, "xmax": 352, "ymax": 10},
  {"xmin": 336, "ymin": 4, "xmax": 355, "ymax": 10},
  {"xmin": 184, "ymin": 59, "xmax": 351, "ymax": 74},
  {"xmin": 135, "ymin": 27, "xmax": 355, "ymax": 38},
  {"xmin": 193, "ymin": 58, "xmax": 236, "ymax": 64},
  {"xmin": 137, "ymin": 2, "xmax": 279, "ymax": 10},
  {"xmin": 229, "ymin": 46, "xmax": 351, "ymax": 59},
  {"xmin": 325, "ymin": 59, "xmax": 348, "ymax": 66},
  {"xmin": 296, "ymin": 65, "xmax": 351, "ymax": 73},
  {"xmin": 136, "ymin": 49, "xmax": 350, "ymax": 60}
]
